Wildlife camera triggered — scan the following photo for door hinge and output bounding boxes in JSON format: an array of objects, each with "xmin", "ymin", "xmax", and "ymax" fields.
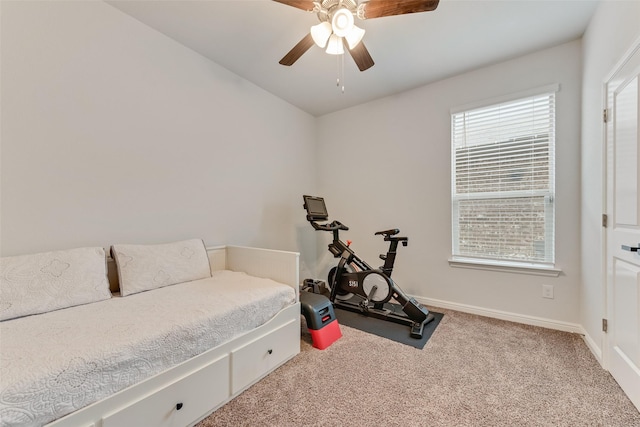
[
  {"xmin": 603, "ymin": 108, "xmax": 609, "ymax": 123},
  {"xmin": 602, "ymin": 318, "xmax": 608, "ymax": 333},
  {"xmin": 602, "ymin": 213, "xmax": 608, "ymax": 227}
]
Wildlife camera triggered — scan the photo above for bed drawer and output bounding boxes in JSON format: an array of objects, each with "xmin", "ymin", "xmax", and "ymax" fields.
[
  {"xmin": 231, "ymin": 319, "xmax": 299, "ymax": 394},
  {"xmin": 102, "ymin": 354, "xmax": 229, "ymax": 427}
]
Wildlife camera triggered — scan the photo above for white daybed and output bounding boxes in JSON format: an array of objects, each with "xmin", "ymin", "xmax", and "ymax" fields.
[{"xmin": 0, "ymin": 243, "xmax": 300, "ymax": 427}]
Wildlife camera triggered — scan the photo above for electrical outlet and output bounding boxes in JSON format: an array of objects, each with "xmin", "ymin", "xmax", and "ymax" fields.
[{"xmin": 542, "ymin": 284, "xmax": 554, "ymax": 299}]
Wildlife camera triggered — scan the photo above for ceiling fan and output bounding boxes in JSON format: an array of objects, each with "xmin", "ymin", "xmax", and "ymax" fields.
[{"xmin": 274, "ymin": 0, "xmax": 440, "ymax": 71}]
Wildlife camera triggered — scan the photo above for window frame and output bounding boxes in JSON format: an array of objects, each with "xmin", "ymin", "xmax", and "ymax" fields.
[{"xmin": 448, "ymin": 84, "xmax": 561, "ymax": 276}]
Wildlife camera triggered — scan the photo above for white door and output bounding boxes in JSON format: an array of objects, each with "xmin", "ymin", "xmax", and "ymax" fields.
[{"xmin": 606, "ymin": 37, "xmax": 640, "ymax": 412}]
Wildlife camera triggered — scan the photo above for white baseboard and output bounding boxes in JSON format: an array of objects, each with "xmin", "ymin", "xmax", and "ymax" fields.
[
  {"xmin": 581, "ymin": 328, "xmax": 604, "ymax": 366},
  {"xmin": 414, "ymin": 295, "xmax": 583, "ymax": 334}
]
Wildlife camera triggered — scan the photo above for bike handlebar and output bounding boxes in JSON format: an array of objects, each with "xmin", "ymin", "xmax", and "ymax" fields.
[{"xmin": 311, "ymin": 220, "xmax": 349, "ymax": 232}]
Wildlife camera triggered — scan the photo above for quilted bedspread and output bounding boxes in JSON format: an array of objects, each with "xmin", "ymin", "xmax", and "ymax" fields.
[{"xmin": 0, "ymin": 270, "xmax": 296, "ymax": 427}]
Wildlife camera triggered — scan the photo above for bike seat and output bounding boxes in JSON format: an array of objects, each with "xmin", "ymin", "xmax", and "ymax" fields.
[{"xmin": 375, "ymin": 228, "xmax": 399, "ymax": 237}]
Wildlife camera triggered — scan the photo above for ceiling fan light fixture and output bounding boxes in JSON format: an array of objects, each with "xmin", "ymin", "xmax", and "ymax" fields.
[
  {"xmin": 325, "ymin": 34, "xmax": 344, "ymax": 55},
  {"xmin": 310, "ymin": 21, "xmax": 332, "ymax": 48},
  {"xmin": 345, "ymin": 25, "xmax": 365, "ymax": 50},
  {"xmin": 331, "ymin": 7, "xmax": 354, "ymax": 37}
]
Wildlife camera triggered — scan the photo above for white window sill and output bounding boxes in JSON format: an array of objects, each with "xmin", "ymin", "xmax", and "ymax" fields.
[{"xmin": 448, "ymin": 257, "xmax": 562, "ymax": 277}]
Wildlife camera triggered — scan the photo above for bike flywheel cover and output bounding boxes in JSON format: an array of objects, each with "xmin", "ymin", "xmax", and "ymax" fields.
[{"xmin": 362, "ymin": 272, "xmax": 391, "ymax": 303}]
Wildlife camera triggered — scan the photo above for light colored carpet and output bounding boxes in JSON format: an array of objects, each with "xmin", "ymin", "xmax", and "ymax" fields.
[{"xmin": 197, "ymin": 308, "xmax": 640, "ymax": 426}]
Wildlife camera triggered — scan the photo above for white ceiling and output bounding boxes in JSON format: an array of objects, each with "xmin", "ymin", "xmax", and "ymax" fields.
[{"xmin": 106, "ymin": 0, "xmax": 599, "ymax": 116}]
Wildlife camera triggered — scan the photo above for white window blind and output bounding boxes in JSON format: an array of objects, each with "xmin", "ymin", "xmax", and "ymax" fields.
[{"xmin": 451, "ymin": 90, "xmax": 556, "ymax": 266}]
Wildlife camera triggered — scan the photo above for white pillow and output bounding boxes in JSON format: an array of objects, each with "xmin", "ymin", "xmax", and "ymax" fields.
[
  {"xmin": 0, "ymin": 247, "xmax": 111, "ymax": 321},
  {"xmin": 111, "ymin": 239, "xmax": 211, "ymax": 296}
]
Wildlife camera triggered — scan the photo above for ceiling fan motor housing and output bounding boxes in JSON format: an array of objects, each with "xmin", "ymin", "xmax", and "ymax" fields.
[{"xmin": 315, "ymin": 0, "xmax": 358, "ymax": 23}]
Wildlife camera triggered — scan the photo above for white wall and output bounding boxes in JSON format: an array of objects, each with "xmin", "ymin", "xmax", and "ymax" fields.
[
  {"xmin": 0, "ymin": 1, "xmax": 318, "ymax": 278},
  {"xmin": 580, "ymin": 0, "xmax": 640, "ymax": 360},
  {"xmin": 316, "ymin": 40, "xmax": 583, "ymax": 328}
]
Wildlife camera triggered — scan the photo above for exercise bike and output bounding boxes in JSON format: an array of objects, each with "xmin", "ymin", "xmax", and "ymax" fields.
[{"xmin": 303, "ymin": 195, "xmax": 434, "ymax": 339}]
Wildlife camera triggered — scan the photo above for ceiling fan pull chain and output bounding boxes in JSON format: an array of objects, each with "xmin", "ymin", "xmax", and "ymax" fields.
[
  {"xmin": 336, "ymin": 53, "xmax": 341, "ymax": 88},
  {"xmin": 341, "ymin": 53, "xmax": 345, "ymax": 93},
  {"xmin": 336, "ymin": 52, "xmax": 345, "ymax": 93}
]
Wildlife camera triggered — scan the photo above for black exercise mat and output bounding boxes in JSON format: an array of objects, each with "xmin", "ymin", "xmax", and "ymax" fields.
[{"xmin": 334, "ymin": 305, "xmax": 444, "ymax": 349}]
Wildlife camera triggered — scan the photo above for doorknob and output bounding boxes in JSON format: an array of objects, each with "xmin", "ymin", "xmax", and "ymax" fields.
[{"xmin": 621, "ymin": 244, "xmax": 640, "ymax": 252}]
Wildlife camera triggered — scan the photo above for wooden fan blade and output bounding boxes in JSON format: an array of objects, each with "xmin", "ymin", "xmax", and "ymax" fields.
[
  {"xmin": 360, "ymin": 0, "xmax": 439, "ymax": 19},
  {"xmin": 344, "ymin": 40, "xmax": 374, "ymax": 71},
  {"xmin": 279, "ymin": 33, "xmax": 315, "ymax": 66},
  {"xmin": 272, "ymin": 0, "xmax": 316, "ymax": 12}
]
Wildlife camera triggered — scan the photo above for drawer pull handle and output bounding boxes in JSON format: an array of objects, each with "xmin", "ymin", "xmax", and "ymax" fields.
[
  {"xmin": 176, "ymin": 402, "xmax": 184, "ymax": 411},
  {"xmin": 267, "ymin": 349, "xmax": 273, "ymax": 355}
]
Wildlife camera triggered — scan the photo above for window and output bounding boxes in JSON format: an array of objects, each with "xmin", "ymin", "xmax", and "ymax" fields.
[{"xmin": 451, "ymin": 87, "xmax": 556, "ymax": 269}]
